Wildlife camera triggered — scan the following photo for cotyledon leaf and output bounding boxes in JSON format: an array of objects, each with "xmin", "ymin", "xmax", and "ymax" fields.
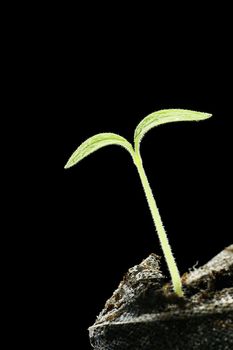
[
  {"xmin": 134, "ymin": 109, "xmax": 212, "ymax": 153},
  {"xmin": 64, "ymin": 132, "xmax": 134, "ymax": 169}
]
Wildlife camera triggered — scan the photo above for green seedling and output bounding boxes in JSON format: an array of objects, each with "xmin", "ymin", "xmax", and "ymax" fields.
[{"xmin": 65, "ymin": 109, "xmax": 212, "ymax": 297}]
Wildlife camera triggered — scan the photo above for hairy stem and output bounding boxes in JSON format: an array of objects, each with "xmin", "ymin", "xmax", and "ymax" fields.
[{"xmin": 134, "ymin": 153, "xmax": 183, "ymax": 297}]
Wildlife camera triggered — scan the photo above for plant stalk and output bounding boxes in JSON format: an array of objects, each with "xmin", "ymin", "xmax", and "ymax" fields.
[{"xmin": 134, "ymin": 153, "xmax": 183, "ymax": 297}]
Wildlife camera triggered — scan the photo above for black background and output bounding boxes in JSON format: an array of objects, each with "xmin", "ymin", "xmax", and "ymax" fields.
[{"xmin": 24, "ymin": 6, "xmax": 232, "ymax": 349}]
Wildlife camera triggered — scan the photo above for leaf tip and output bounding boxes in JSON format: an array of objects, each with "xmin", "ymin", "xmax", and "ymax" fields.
[
  {"xmin": 64, "ymin": 159, "xmax": 72, "ymax": 169},
  {"xmin": 204, "ymin": 112, "xmax": 212, "ymax": 119}
]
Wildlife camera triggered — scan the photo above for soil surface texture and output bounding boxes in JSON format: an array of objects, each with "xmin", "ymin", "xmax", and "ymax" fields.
[{"xmin": 89, "ymin": 245, "xmax": 233, "ymax": 349}]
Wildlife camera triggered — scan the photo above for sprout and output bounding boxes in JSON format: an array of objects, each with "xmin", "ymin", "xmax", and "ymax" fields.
[{"xmin": 65, "ymin": 109, "xmax": 212, "ymax": 296}]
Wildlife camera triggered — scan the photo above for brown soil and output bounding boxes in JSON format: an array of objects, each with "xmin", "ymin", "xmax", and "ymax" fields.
[{"xmin": 89, "ymin": 245, "xmax": 233, "ymax": 349}]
